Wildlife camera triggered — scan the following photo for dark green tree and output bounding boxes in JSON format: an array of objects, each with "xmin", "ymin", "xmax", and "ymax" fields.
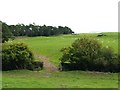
[
  {"xmin": 2, "ymin": 21, "xmax": 74, "ymax": 37},
  {"xmin": 2, "ymin": 22, "xmax": 14, "ymax": 43}
]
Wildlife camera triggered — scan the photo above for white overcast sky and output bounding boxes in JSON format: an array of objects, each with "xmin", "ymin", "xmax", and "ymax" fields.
[{"xmin": 0, "ymin": 0, "xmax": 119, "ymax": 33}]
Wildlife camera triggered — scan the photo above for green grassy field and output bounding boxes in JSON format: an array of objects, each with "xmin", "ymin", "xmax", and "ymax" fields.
[
  {"xmin": 3, "ymin": 70, "xmax": 118, "ymax": 88},
  {"xmin": 2, "ymin": 32, "xmax": 119, "ymax": 88},
  {"xmin": 14, "ymin": 32, "xmax": 118, "ymax": 65}
]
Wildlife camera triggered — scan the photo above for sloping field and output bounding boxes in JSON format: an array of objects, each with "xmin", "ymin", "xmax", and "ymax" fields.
[
  {"xmin": 2, "ymin": 32, "xmax": 119, "ymax": 88},
  {"xmin": 14, "ymin": 32, "xmax": 118, "ymax": 65}
]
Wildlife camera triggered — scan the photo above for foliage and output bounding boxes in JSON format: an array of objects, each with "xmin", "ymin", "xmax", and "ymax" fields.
[
  {"xmin": 2, "ymin": 22, "xmax": 14, "ymax": 43},
  {"xmin": 4, "ymin": 22, "xmax": 74, "ymax": 37},
  {"xmin": 2, "ymin": 42, "xmax": 34, "ymax": 70},
  {"xmin": 1, "ymin": 21, "xmax": 74, "ymax": 42},
  {"xmin": 60, "ymin": 36, "xmax": 119, "ymax": 72}
]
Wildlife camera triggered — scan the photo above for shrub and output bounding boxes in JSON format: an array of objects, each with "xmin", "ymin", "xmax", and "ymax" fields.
[
  {"xmin": 2, "ymin": 42, "xmax": 34, "ymax": 71},
  {"xmin": 99, "ymin": 47, "xmax": 118, "ymax": 72},
  {"xmin": 60, "ymin": 36, "xmax": 119, "ymax": 72}
]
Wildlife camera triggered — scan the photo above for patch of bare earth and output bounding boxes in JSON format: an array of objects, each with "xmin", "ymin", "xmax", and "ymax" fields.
[
  {"xmin": 38, "ymin": 55, "xmax": 58, "ymax": 72},
  {"xmin": 34, "ymin": 52, "xmax": 58, "ymax": 73}
]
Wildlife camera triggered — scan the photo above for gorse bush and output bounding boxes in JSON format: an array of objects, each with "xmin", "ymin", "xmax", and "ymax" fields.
[
  {"xmin": 2, "ymin": 42, "xmax": 34, "ymax": 70},
  {"xmin": 60, "ymin": 36, "xmax": 119, "ymax": 72}
]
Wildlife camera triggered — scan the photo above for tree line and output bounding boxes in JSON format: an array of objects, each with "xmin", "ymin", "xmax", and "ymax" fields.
[{"xmin": 1, "ymin": 21, "xmax": 74, "ymax": 42}]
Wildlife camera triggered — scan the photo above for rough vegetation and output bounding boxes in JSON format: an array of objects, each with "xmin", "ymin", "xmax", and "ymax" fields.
[
  {"xmin": 2, "ymin": 42, "xmax": 43, "ymax": 71},
  {"xmin": 60, "ymin": 36, "xmax": 119, "ymax": 72}
]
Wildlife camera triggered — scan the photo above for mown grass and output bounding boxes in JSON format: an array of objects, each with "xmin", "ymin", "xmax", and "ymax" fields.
[
  {"xmin": 3, "ymin": 70, "xmax": 118, "ymax": 88},
  {"xmin": 2, "ymin": 32, "xmax": 119, "ymax": 88}
]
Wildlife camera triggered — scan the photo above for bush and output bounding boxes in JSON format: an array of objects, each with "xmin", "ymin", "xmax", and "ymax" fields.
[
  {"xmin": 60, "ymin": 36, "xmax": 119, "ymax": 72},
  {"xmin": 2, "ymin": 42, "xmax": 34, "ymax": 71}
]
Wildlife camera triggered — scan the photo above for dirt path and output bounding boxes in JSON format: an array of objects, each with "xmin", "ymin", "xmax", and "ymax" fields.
[
  {"xmin": 34, "ymin": 52, "xmax": 58, "ymax": 72},
  {"xmin": 38, "ymin": 55, "xmax": 58, "ymax": 72}
]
